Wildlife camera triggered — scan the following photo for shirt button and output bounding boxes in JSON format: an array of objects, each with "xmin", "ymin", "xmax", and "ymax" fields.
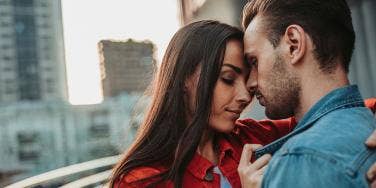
[{"xmin": 204, "ymin": 171, "xmax": 214, "ymax": 182}]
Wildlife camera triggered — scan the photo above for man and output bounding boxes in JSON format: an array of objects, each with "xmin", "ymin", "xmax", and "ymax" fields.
[{"xmin": 237, "ymin": 0, "xmax": 376, "ymax": 187}]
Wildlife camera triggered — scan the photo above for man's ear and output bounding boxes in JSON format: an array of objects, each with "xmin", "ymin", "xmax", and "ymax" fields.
[{"xmin": 282, "ymin": 24, "xmax": 307, "ymax": 65}]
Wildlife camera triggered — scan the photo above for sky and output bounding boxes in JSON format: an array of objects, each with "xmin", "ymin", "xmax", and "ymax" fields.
[{"xmin": 61, "ymin": 0, "xmax": 180, "ymax": 104}]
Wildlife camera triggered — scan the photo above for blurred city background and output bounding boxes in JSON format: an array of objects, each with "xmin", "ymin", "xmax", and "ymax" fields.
[{"xmin": 0, "ymin": 0, "xmax": 375, "ymax": 187}]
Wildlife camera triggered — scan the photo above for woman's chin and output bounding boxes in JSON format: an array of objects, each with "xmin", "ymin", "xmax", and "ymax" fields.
[{"xmin": 214, "ymin": 123, "xmax": 235, "ymax": 133}]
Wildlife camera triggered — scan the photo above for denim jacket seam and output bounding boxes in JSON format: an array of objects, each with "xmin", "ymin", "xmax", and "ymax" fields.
[
  {"xmin": 307, "ymin": 99, "xmax": 364, "ymax": 124},
  {"xmin": 275, "ymin": 147, "xmax": 339, "ymax": 162},
  {"xmin": 274, "ymin": 149, "xmax": 349, "ymax": 176},
  {"xmin": 347, "ymin": 149, "xmax": 375, "ymax": 176},
  {"xmin": 276, "ymin": 147, "xmax": 374, "ymax": 178}
]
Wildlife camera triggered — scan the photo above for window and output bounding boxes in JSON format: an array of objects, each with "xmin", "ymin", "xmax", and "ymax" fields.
[
  {"xmin": 0, "ymin": 1, "xmax": 10, "ymax": 6},
  {"xmin": 89, "ymin": 124, "xmax": 110, "ymax": 138},
  {"xmin": 89, "ymin": 145, "xmax": 118, "ymax": 158},
  {"xmin": 17, "ymin": 132, "xmax": 41, "ymax": 162},
  {"xmin": 89, "ymin": 110, "xmax": 110, "ymax": 139},
  {"xmin": 46, "ymin": 78, "xmax": 54, "ymax": 93},
  {"xmin": 41, "ymin": 14, "xmax": 49, "ymax": 18},
  {"xmin": 39, "ymin": 1, "xmax": 48, "ymax": 7},
  {"xmin": 14, "ymin": 13, "xmax": 41, "ymax": 100},
  {"xmin": 5, "ymin": 79, "xmax": 15, "ymax": 94},
  {"xmin": 17, "ymin": 132, "xmax": 40, "ymax": 144},
  {"xmin": 1, "ymin": 44, "xmax": 11, "ymax": 50},
  {"xmin": 13, "ymin": 0, "xmax": 34, "ymax": 7},
  {"xmin": 0, "ymin": 11, "xmax": 9, "ymax": 16},
  {"xmin": 39, "ymin": 23, "xmax": 50, "ymax": 29},
  {"xmin": 1, "ymin": 33, "xmax": 13, "ymax": 38},
  {"xmin": 3, "ymin": 66, "xmax": 13, "ymax": 72},
  {"xmin": 1, "ymin": 21, "xmax": 11, "ymax": 27},
  {"xmin": 3, "ymin": 56, "xmax": 12, "ymax": 61}
]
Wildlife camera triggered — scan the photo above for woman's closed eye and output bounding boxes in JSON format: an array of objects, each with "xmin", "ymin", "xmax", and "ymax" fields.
[
  {"xmin": 221, "ymin": 77, "xmax": 235, "ymax": 85},
  {"xmin": 220, "ymin": 70, "xmax": 236, "ymax": 85}
]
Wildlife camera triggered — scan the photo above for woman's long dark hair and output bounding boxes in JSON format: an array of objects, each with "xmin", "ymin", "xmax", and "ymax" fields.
[{"xmin": 110, "ymin": 20, "xmax": 243, "ymax": 188}]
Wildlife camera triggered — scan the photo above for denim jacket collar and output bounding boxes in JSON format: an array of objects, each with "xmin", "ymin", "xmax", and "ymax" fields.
[{"xmin": 254, "ymin": 85, "xmax": 365, "ymax": 158}]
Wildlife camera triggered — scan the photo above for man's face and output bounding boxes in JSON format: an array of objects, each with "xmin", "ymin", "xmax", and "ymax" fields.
[{"xmin": 243, "ymin": 15, "xmax": 301, "ymax": 119}]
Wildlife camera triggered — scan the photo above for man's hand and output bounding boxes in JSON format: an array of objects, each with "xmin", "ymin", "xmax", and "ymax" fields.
[
  {"xmin": 366, "ymin": 130, "xmax": 376, "ymax": 188},
  {"xmin": 238, "ymin": 144, "xmax": 271, "ymax": 188}
]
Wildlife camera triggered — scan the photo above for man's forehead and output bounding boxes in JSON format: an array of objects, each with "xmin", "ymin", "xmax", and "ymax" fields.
[
  {"xmin": 244, "ymin": 29, "xmax": 262, "ymax": 55},
  {"xmin": 245, "ymin": 15, "xmax": 265, "ymax": 34},
  {"xmin": 244, "ymin": 16, "xmax": 267, "ymax": 54}
]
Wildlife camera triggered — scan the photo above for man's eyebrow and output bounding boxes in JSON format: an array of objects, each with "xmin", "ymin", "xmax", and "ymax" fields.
[{"xmin": 223, "ymin": 64, "xmax": 242, "ymax": 74}]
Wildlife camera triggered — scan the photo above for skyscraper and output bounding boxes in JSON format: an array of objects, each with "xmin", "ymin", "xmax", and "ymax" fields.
[
  {"xmin": 98, "ymin": 39, "xmax": 156, "ymax": 98},
  {"xmin": 0, "ymin": 0, "xmax": 68, "ymax": 104}
]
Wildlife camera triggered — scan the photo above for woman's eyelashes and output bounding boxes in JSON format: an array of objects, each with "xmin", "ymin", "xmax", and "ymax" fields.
[
  {"xmin": 221, "ymin": 77, "xmax": 234, "ymax": 85},
  {"xmin": 220, "ymin": 72, "xmax": 236, "ymax": 85}
]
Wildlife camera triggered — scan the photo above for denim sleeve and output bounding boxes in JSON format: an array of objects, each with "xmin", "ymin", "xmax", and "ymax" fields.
[{"xmin": 261, "ymin": 152, "xmax": 361, "ymax": 188}]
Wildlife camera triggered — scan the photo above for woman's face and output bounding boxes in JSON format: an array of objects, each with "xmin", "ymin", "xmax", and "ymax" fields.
[
  {"xmin": 185, "ymin": 39, "xmax": 252, "ymax": 133},
  {"xmin": 209, "ymin": 39, "xmax": 252, "ymax": 133}
]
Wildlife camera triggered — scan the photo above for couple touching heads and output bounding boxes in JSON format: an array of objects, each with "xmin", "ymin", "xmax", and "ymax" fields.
[{"xmin": 111, "ymin": 0, "xmax": 376, "ymax": 187}]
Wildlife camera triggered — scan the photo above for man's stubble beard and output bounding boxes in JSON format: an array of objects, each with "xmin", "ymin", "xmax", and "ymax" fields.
[{"xmin": 263, "ymin": 53, "xmax": 301, "ymax": 120}]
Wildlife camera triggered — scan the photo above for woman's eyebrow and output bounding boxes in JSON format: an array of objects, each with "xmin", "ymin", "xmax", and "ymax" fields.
[{"xmin": 222, "ymin": 64, "xmax": 242, "ymax": 74}]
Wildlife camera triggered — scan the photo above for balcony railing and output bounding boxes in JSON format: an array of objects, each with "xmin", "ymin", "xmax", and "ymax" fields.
[{"xmin": 5, "ymin": 155, "xmax": 120, "ymax": 188}]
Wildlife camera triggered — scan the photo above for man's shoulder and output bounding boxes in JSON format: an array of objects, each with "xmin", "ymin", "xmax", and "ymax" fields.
[
  {"xmin": 281, "ymin": 107, "xmax": 375, "ymax": 160},
  {"xmin": 313, "ymin": 106, "xmax": 375, "ymax": 132},
  {"xmin": 267, "ymin": 106, "xmax": 376, "ymax": 187}
]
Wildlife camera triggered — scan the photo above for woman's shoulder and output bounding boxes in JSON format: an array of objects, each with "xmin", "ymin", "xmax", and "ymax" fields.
[
  {"xmin": 124, "ymin": 166, "xmax": 165, "ymax": 182},
  {"xmin": 115, "ymin": 166, "xmax": 168, "ymax": 187}
]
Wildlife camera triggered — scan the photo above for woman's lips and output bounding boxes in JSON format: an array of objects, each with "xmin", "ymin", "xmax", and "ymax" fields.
[{"xmin": 226, "ymin": 109, "xmax": 241, "ymax": 120}]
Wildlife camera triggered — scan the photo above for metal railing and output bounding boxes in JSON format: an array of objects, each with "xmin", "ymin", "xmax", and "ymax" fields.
[
  {"xmin": 60, "ymin": 170, "xmax": 112, "ymax": 188},
  {"xmin": 5, "ymin": 155, "xmax": 120, "ymax": 188}
]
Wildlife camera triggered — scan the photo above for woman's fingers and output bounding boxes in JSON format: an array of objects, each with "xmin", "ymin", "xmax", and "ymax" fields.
[
  {"xmin": 249, "ymin": 154, "xmax": 271, "ymax": 173},
  {"xmin": 239, "ymin": 144, "xmax": 263, "ymax": 167},
  {"xmin": 366, "ymin": 130, "xmax": 376, "ymax": 148},
  {"xmin": 238, "ymin": 147, "xmax": 271, "ymax": 188}
]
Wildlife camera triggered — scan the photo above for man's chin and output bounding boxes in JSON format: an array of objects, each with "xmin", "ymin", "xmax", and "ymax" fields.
[{"xmin": 265, "ymin": 108, "xmax": 292, "ymax": 120}]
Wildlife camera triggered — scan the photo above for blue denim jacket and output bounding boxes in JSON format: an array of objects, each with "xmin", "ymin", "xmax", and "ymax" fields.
[{"xmin": 256, "ymin": 85, "xmax": 376, "ymax": 188}]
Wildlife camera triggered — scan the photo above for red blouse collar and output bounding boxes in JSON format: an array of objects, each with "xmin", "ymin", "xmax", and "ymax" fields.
[{"xmin": 186, "ymin": 135, "xmax": 237, "ymax": 180}]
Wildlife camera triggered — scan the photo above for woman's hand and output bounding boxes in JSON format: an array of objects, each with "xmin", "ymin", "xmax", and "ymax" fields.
[
  {"xmin": 366, "ymin": 130, "xmax": 376, "ymax": 188},
  {"xmin": 238, "ymin": 144, "xmax": 271, "ymax": 188}
]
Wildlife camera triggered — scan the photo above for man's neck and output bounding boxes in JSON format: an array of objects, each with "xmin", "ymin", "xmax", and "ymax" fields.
[{"xmin": 294, "ymin": 67, "xmax": 350, "ymax": 121}]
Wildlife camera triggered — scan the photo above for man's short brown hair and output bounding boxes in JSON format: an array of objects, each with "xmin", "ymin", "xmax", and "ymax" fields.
[{"xmin": 242, "ymin": 0, "xmax": 355, "ymax": 73}]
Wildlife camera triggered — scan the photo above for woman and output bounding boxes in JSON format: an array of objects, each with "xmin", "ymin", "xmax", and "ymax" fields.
[
  {"xmin": 110, "ymin": 20, "xmax": 294, "ymax": 188},
  {"xmin": 110, "ymin": 21, "xmax": 376, "ymax": 188}
]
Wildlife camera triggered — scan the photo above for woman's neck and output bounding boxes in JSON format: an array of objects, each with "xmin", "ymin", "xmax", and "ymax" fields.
[{"xmin": 197, "ymin": 129, "xmax": 219, "ymax": 165}]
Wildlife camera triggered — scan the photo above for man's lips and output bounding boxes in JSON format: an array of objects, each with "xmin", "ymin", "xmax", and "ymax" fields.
[{"xmin": 255, "ymin": 92, "xmax": 262, "ymax": 100}]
